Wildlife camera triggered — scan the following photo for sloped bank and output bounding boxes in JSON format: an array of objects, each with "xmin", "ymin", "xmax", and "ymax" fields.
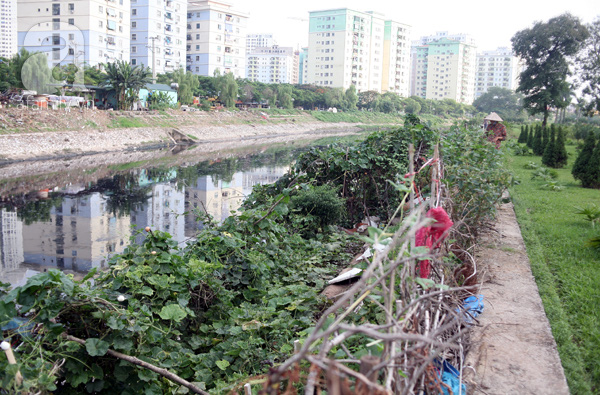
[{"xmin": 0, "ymin": 121, "xmax": 362, "ymax": 161}]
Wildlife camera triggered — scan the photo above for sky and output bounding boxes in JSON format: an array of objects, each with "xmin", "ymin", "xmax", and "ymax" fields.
[{"xmin": 229, "ymin": 0, "xmax": 598, "ymax": 50}]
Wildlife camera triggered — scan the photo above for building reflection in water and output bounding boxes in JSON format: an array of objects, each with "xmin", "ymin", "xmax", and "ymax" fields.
[{"xmin": 0, "ymin": 166, "xmax": 289, "ymax": 286}]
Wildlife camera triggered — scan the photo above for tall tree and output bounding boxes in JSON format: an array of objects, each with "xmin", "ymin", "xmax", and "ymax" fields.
[
  {"xmin": 20, "ymin": 52, "xmax": 55, "ymax": 94},
  {"xmin": 472, "ymin": 87, "xmax": 524, "ymax": 121},
  {"xmin": 511, "ymin": 13, "xmax": 589, "ymax": 126},
  {"xmin": 277, "ymin": 84, "xmax": 293, "ymax": 109},
  {"xmin": 577, "ymin": 18, "xmax": 600, "ymax": 116},
  {"xmin": 170, "ymin": 68, "xmax": 199, "ymax": 105},
  {"xmin": 344, "ymin": 85, "xmax": 358, "ymax": 111},
  {"xmin": 0, "ymin": 57, "xmax": 17, "ymax": 91}
]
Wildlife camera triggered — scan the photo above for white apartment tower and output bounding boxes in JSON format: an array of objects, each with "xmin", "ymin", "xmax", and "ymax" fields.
[
  {"xmin": 475, "ymin": 47, "xmax": 521, "ymax": 98},
  {"xmin": 186, "ymin": 0, "xmax": 248, "ymax": 78},
  {"xmin": 130, "ymin": 0, "xmax": 186, "ymax": 74},
  {"xmin": 306, "ymin": 8, "xmax": 410, "ymax": 94},
  {"xmin": 0, "ymin": 0, "xmax": 17, "ymax": 58},
  {"xmin": 410, "ymin": 32, "xmax": 477, "ymax": 104},
  {"xmin": 246, "ymin": 45, "xmax": 298, "ymax": 84},
  {"xmin": 246, "ymin": 33, "xmax": 275, "ymax": 54},
  {"xmin": 18, "ymin": 0, "xmax": 131, "ymax": 67}
]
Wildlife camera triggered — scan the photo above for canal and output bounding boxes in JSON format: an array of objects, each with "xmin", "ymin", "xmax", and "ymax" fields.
[{"xmin": 0, "ymin": 141, "xmax": 338, "ymax": 287}]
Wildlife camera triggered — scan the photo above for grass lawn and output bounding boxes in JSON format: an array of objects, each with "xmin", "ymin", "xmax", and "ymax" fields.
[{"xmin": 506, "ymin": 139, "xmax": 600, "ymax": 394}]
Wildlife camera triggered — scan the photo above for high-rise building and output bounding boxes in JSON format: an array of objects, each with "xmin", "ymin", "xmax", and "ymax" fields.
[
  {"xmin": 246, "ymin": 45, "xmax": 298, "ymax": 84},
  {"xmin": 17, "ymin": 0, "xmax": 131, "ymax": 67},
  {"xmin": 299, "ymin": 47, "xmax": 308, "ymax": 84},
  {"xmin": 475, "ymin": 47, "xmax": 521, "ymax": 99},
  {"xmin": 0, "ymin": 0, "xmax": 17, "ymax": 58},
  {"xmin": 246, "ymin": 33, "xmax": 275, "ymax": 54},
  {"xmin": 130, "ymin": 0, "xmax": 187, "ymax": 76},
  {"xmin": 382, "ymin": 20, "xmax": 410, "ymax": 96},
  {"xmin": 186, "ymin": 0, "xmax": 248, "ymax": 78},
  {"xmin": 410, "ymin": 34, "xmax": 477, "ymax": 104},
  {"xmin": 305, "ymin": 8, "xmax": 411, "ymax": 94}
]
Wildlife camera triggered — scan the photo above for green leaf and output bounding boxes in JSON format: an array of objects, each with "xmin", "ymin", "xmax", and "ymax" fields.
[
  {"xmin": 158, "ymin": 304, "xmax": 187, "ymax": 322},
  {"xmin": 215, "ymin": 360, "xmax": 230, "ymax": 370},
  {"xmin": 85, "ymin": 338, "xmax": 110, "ymax": 356},
  {"xmin": 81, "ymin": 267, "xmax": 98, "ymax": 283}
]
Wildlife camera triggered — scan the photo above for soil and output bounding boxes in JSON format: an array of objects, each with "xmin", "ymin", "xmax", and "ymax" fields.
[
  {"xmin": 464, "ymin": 199, "xmax": 569, "ymax": 394},
  {"xmin": 0, "ymin": 107, "xmax": 361, "ymax": 162}
]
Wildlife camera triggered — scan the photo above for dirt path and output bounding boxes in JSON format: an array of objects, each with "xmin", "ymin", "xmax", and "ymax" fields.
[{"xmin": 464, "ymin": 200, "xmax": 569, "ymax": 394}]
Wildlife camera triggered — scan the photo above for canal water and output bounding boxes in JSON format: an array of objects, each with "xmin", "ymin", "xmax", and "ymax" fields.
[{"xmin": 0, "ymin": 144, "xmax": 314, "ymax": 287}]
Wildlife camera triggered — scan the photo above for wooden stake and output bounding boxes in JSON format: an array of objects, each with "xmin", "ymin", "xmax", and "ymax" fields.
[
  {"xmin": 244, "ymin": 382, "xmax": 252, "ymax": 395},
  {"xmin": 431, "ymin": 144, "xmax": 439, "ymax": 208},
  {"xmin": 1, "ymin": 341, "xmax": 23, "ymax": 386}
]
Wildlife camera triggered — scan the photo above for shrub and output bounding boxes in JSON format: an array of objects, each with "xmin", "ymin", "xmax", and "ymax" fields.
[
  {"xmin": 572, "ymin": 132, "xmax": 598, "ymax": 188},
  {"xmin": 441, "ymin": 124, "xmax": 511, "ymax": 244},
  {"xmin": 531, "ymin": 167, "xmax": 558, "ymax": 181},
  {"xmin": 542, "ymin": 128, "xmax": 557, "ymax": 167},
  {"xmin": 291, "ymin": 184, "xmax": 346, "ymax": 231}
]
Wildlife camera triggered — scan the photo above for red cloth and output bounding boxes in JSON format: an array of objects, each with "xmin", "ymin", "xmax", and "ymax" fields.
[{"xmin": 415, "ymin": 207, "xmax": 453, "ymax": 278}]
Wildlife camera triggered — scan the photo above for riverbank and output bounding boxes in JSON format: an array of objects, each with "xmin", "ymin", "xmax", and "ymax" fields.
[{"xmin": 0, "ymin": 107, "xmax": 405, "ymax": 162}]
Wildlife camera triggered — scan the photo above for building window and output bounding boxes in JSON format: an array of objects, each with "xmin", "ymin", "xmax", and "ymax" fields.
[
  {"xmin": 53, "ymin": 18, "xmax": 60, "ymax": 30},
  {"xmin": 99, "ymin": 5, "xmax": 103, "ymax": 13},
  {"xmin": 68, "ymin": 3, "xmax": 74, "ymax": 12},
  {"xmin": 157, "ymin": 10, "xmax": 161, "ymax": 17},
  {"xmin": 52, "ymin": 34, "xmax": 60, "ymax": 45},
  {"xmin": 195, "ymin": 34, "xmax": 199, "ymax": 39},
  {"xmin": 132, "ymin": 21, "xmax": 136, "ymax": 28},
  {"xmin": 68, "ymin": 33, "xmax": 74, "ymax": 40},
  {"xmin": 132, "ymin": 9, "xmax": 136, "ymax": 15},
  {"xmin": 131, "ymin": 33, "xmax": 136, "ymax": 40},
  {"xmin": 52, "ymin": 48, "xmax": 60, "ymax": 60},
  {"xmin": 68, "ymin": 48, "xmax": 74, "ymax": 55},
  {"xmin": 196, "ymin": 23, "xmax": 200, "ymax": 29},
  {"xmin": 132, "ymin": 59, "xmax": 137, "ymax": 65},
  {"xmin": 52, "ymin": 3, "xmax": 60, "ymax": 15},
  {"xmin": 68, "ymin": 18, "xmax": 74, "ymax": 25},
  {"xmin": 99, "ymin": 20, "xmax": 103, "ymax": 28},
  {"xmin": 131, "ymin": 46, "xmax": 136, "ymax": 53}
]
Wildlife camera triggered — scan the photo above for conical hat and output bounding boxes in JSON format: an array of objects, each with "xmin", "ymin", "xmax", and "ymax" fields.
[{"xmin": 484, "ymin": 112, "xmax": 503, "ymax": 122}]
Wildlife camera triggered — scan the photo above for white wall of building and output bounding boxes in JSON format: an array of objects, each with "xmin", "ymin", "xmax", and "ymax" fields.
[{"xmin": 186, "ymin": 0, "xmax": 247, "ymax": 78}]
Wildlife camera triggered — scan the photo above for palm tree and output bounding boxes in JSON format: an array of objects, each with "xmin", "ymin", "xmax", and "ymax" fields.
[{"xmin": 102, "ymin": 60, "xmax": 151, "ymax": 110}]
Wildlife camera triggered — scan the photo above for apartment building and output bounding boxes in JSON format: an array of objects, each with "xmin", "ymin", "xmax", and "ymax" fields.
[
  {"xmin": 382, "ymin": 20, "xmax": 410, "ymax": 96},
  {"xmin": 305, "ymin": 8, "xmax": 410, "ymax": 94},
  {"xmin": 246, "ymin": 33, "xmax": 275, "ymax": 54},
  {"xmin": 475, "ymin": 47, "xmax": 521, "ymax": 98},
  {"xmin": 410, "ymin": 35, "xmax": 477, "ymax": 104},
  {"xmin": 246, "ymin": 45, "xmax": 298, "ymax": 84},
  {"xmin": 17, "ymin": 0, "xmax": 130, "ymax": 67},
  {"xmin": 299, "ymin": 47, "xmax": 308, "ymax": 84},
  {"xmin": 129, "ymin": 0, "xmax": 186, "ymax": 76},
  {"xmin": 186, "ymin": 0, "xmax": 247, "ymax": 78},
  {"xmin": 0, "ymin": 0, "xmax": 17, "ymax": 58}
]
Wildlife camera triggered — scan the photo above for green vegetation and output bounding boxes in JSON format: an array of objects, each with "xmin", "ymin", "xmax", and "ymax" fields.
[
  {"xmin": 0, "ymin": 119, "xmax": 511, "ymax": 393},
  {"xmin": 508, "ymin": 141, "xmax": 600, "ymax": 394},
  {"xmin": 512, "ymin": 14, "xmax": 590, "ymax": 126},
  {"xmin": 108, "ymin": 117, "xmax": 148, "ymax": 129},
  {"xmin": 102, "ymin": 61, "xmax": 152, "ymax": 111}
]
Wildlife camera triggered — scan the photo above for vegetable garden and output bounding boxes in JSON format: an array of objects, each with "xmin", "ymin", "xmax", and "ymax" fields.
[{"xmin": 0, "ymin": 117, "xmax": 512, "ymax": 394}]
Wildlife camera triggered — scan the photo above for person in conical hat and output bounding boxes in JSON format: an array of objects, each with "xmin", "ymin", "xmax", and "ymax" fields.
[{"xmin": 484, "ymin": 112, "xmax": 507, "ymax": 149}]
